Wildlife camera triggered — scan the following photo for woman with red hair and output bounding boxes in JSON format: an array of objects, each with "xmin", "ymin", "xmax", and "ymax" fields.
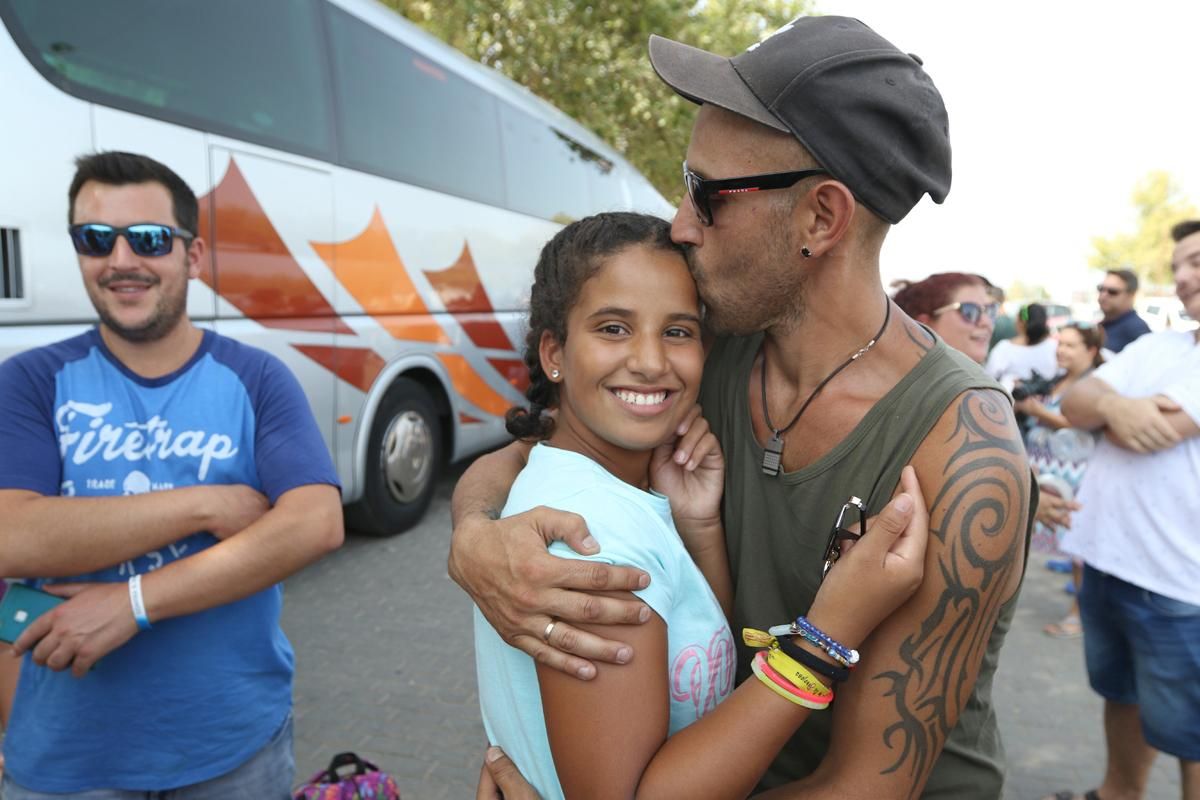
[{"xmin": 892, "ymin": 272, "xmax": 997, "ymax": 365}]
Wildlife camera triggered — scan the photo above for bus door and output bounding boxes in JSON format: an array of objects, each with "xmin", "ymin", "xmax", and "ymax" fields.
[{"xmin": 204, "ymin": 146, "xmax": 338, "ymax": 456}]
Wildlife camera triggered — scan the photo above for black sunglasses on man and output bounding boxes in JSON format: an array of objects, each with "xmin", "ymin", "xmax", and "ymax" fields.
[{"xmin": 683, "ymin": 161, "xmax": 828, "ymax": 227}]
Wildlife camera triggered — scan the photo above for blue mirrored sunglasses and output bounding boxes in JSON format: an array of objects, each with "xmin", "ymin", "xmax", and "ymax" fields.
[{"xmin": 68, "ymin": 223, "xmax": 194, "ymax": 258}]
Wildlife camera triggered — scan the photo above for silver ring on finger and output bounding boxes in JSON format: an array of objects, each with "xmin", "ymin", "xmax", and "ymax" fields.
[{"xmin": 543, "ymin": 620, "xmax": 558, "ymax": 643}]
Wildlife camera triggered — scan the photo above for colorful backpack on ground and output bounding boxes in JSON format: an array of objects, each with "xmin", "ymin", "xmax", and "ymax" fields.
[{"xmin": 292, "ymin": 752, "xmax": 402, "ymax": 800}]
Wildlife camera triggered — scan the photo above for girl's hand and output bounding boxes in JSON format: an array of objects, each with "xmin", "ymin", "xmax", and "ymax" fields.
[
  {"xmin": 807, "ymin": 466, "xmax": 929, "ymax": 649},
  {"xmin": 650, "ymin": 405, "xmax": 724, "ymax": 528}
]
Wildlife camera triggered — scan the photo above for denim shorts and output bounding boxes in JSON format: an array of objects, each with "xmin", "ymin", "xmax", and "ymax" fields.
[
  {"xmin": 1, "ymin": 712, "xmax": 294, "ymax": 800},
  {"xmin": 1078, "ymin": 564, "xmax": 1200, "ymax": 760}
]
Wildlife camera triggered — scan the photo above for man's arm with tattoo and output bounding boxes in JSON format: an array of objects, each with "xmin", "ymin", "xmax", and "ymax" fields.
[{"xmin": 766, "ymin": 388, "xmax": 1029, "ymax": 799}]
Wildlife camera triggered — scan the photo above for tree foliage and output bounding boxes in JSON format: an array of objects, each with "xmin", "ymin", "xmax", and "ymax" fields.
[
  {"xmin": 1090, "ymin": 171, "xmax": 1198, "ymax": 287},
  {"xmin": 387, "ymin": 0, "xmax": 811, "ymax": 203}
]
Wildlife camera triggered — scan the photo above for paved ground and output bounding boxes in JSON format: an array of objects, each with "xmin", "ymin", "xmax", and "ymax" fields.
[{"xmin": 283, "ymin": 464, "xmax": 1183, "ymax": 799}]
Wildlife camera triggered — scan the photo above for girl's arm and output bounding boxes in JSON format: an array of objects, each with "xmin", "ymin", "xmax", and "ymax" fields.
[
  {"xmin": 537, "ymin": 471, "xmax": 927, "ymax": 800},
  {"xmin": 539, "ymin": 604, "xmax": 818, "ymax": 800}
]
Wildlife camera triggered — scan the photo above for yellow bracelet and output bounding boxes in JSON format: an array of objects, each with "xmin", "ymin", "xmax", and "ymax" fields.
[
  {"xmin": 743, "ymin": 627, "xmax": 776, "ymax": 648},
  {"xmin": 752, "ymin": 653, "xmax": 831, "ymax": 710},
  {"xmin": 766, "ymin": 646, "xmax": 833, "ymax": 699}
]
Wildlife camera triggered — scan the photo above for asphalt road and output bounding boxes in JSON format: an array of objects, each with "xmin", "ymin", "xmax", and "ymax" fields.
[{"xmin": 282, "ymin": 463, "xmax": 1182, "ymax": 799}]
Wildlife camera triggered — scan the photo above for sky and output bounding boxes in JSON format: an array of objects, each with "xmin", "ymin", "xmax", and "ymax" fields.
[{"xmin": 815, "ymin": 0, "xmax": 1199, "ymax": 302}]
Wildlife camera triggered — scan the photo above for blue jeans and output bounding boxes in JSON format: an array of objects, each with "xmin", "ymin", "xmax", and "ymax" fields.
[
  {"xmin": 1, "ymin": 713, "xmax": 294, "ymax": 799},
  {"xmin": 1079, "ymin": 564, "xmax": 1200, "ymax": 761}
]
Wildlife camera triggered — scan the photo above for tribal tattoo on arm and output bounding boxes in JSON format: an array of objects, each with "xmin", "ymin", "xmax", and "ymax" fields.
[
  {"xmin": 876, "ymin": 389, "xmax": 1029, "ymax": 796},
  {"xmin": 901, "ymin": 316, "xmax": 937, "ymax": 354}
]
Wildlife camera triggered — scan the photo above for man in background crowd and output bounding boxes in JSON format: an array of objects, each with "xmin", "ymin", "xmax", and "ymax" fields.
[
  {"xmin": 1097, "ymin": 268, "xmax": 1151, "ymax": 353},
  {"xmin": 1049, "ymin": 220, "xmax": 1200, "ymax": 800}
]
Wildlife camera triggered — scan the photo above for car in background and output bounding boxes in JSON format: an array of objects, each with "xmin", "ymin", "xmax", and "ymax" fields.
[
  {"xmin": 1139, "ymin": 297, "xmax": 1198, "ymax": 332},
  {"xmin": 1040, "ymin": 303, "xmax": 1071, "ymax": 332}
]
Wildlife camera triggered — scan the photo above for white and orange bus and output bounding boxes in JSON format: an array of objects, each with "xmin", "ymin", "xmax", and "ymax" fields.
[{"xmin": 0, "ymin": 0, "xmax": 672, "ymax": 534}]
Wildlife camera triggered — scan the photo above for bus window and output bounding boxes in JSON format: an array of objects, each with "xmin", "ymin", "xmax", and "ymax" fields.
[
  {"xmin": 497, "ymin": 103, "xmax": 622, "ymax": 223},
  {"xmin": 2, "ymin": 0, "xmax": 332, "ymax": 159},
  {"xmin": 325, "ymin": 4, "xmax": 505, "ymax": 209}
]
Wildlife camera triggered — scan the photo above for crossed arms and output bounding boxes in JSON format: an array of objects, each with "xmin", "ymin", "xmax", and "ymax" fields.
[
  {"xmin": 0, "ymin": 481, "xmax": 343, "ymax": 676},
  {"xmin": 1061, "ymin": 376, "xmax": 1200, "ymax": 450}
]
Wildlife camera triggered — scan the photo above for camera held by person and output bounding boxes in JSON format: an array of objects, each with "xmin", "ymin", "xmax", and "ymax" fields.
[{"xmin": 1012, "ymin": 370, "xmax": 1062, "ymax": 402}]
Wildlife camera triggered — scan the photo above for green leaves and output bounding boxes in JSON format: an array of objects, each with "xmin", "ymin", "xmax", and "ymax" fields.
[
  {"xmin": 1090, "ymin": 171, "xmax": 1198, "ymax": 287},
  {"xmin": 386, "ymin": 0, "xmax": 810, "ymax": 203}
]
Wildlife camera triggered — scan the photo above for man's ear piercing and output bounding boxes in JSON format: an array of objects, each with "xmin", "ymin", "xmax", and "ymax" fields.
[{"xmin": 801, "ymin": 246, "xmax": 813, "ymax": 258}]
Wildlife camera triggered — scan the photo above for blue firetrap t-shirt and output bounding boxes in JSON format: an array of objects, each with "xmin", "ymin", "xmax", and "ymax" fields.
[
  {"xmin": 0, "ymin": 328, "xmax": 339, "ymax": 792},
  {"xmin": 473, "ymin": 444, "xmax": 736, "ymax": 799}
]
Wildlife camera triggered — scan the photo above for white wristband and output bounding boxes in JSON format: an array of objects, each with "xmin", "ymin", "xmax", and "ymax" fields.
[{"xmin": 128, "ymin": 574, "xmax": 152, "ymax": 632}]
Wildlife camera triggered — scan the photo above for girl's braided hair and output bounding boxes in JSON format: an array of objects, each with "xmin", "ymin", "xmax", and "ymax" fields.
[{"xmin": 506, "ymin": 212, "xmax": 679, "ymax": 440}]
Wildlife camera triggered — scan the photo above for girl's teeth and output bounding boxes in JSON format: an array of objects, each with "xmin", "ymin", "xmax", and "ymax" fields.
[{"xmin": 616, "ymin": 390, "xmax": 666, "ymax": 406}]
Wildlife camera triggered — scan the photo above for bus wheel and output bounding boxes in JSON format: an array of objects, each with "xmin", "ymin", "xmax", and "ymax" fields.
[{"xmin": 346, "ymin": 378, "xmax": 441, "ymax": 536}]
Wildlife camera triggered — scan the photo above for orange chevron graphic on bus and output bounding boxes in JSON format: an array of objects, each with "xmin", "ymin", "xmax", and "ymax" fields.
[
  {"xmin": 311, "ymin": 208, "xmax": 450, "ymax": 345},
  {"xmin": 436, "ymin": 353, "xmax": 517, "ymax": 417},
  {"xmin": 292, "ymin": 345, "xmax": 386, "ymax": 394},
  {"xmin": 198, "ymin": 156, "xmax": 529, "ymax": 417},
  {"xmin": 423, "ymin": 244, "xmax": 515, "ymax": 351},
  {"xmin": 487, "ymin": 357, "xmax": 531, "ymax": 394},
  {"xmin": 198, "ymin": 160, "xmax": 354, "ymax": 335}
]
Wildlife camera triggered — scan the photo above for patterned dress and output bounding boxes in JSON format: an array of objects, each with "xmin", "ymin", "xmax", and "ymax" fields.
[{"xmin": 1025, "ymin": 389, "xmax": 1097, "ymax": 554}]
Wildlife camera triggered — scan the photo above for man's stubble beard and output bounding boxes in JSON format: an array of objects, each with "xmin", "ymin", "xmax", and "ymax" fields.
[
  {"xmin": 90, "ymin": 274, "xmax": 189, "ymax": 344},
  {"xmin": 683, "ymin": 217, "xmax": 808, "ymax": 337}
]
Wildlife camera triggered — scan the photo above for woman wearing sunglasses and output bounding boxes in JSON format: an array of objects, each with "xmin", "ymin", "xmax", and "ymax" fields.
[{"xmin": 891, "ymin": 272, "xmax": 997, "ymax": 365}]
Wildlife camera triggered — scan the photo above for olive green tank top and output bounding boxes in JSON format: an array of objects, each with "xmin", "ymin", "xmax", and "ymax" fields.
[{"xmin": 699, "ymin": 333, "xmax": 1030, "ymax": 798}]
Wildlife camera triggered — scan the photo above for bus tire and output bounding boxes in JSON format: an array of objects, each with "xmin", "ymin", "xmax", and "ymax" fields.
[{"xmin": 346, "ymin": 378, "xmax": 441, "ymax": 536}]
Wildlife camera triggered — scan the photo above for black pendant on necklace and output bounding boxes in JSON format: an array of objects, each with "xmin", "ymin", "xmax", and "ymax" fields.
[
  {"xmin": 758, "ymin": 298, "xmax": 892, "ymax": 478},
  {"xmin": 762, "ymin": 432, "xmax": 784, "ymax": 476}
]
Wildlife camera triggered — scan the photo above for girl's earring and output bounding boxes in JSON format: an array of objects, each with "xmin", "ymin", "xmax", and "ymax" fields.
[{"xmin": 551, "ymin": 369, "xmax": 561, "ymax": 379}]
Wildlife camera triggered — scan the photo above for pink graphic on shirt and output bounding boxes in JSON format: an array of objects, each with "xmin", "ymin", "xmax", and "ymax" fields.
[{"xmin": 670, "ymin": 628, "xmax": 737, "ymax": 718}]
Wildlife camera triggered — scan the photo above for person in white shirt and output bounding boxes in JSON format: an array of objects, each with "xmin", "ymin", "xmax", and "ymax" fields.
[
  {"xmin": 1046, "ymin": 220, "xmax": 1200, "ymax": 800},
  {"xmin": 985, "ymin": 302, "xmax": 1058, "ymax": 391}
]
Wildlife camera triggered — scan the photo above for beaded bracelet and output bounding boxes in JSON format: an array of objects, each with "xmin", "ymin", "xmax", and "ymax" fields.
[{"xmin": 768, "ymin": 616, "xmax": 859, "ymax": 668}]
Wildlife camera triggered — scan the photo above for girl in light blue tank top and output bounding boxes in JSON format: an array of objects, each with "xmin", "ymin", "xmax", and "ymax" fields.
[{"xmin": 471, "ymin": 212, "xmax": 930, "ymax": 798}]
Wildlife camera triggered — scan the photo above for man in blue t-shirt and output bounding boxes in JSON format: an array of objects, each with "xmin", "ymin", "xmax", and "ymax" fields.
[
  {"xmin": 0, "ymin": 152, "xmax": 344, "ymax": 797},
  {"xmin": 1097, "ymin": 268, "xmax": 1151, "ymax": 354}
]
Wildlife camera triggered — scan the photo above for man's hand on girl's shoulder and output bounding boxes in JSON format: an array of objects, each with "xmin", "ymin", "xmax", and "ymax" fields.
[{"xmin": 449, "ymin": 505, "xmax": 652, "ymax": 681}]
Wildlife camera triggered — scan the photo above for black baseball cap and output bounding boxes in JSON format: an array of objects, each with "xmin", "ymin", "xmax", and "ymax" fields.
[{"xmin": 649, "ymin": 16, "xmax": 951, "ymax": 224}]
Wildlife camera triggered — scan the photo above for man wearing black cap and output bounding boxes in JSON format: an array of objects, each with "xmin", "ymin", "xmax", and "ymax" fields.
[{"xmin": 452, "ymin": 16, "xmax": 1032, "ymax": 799}]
